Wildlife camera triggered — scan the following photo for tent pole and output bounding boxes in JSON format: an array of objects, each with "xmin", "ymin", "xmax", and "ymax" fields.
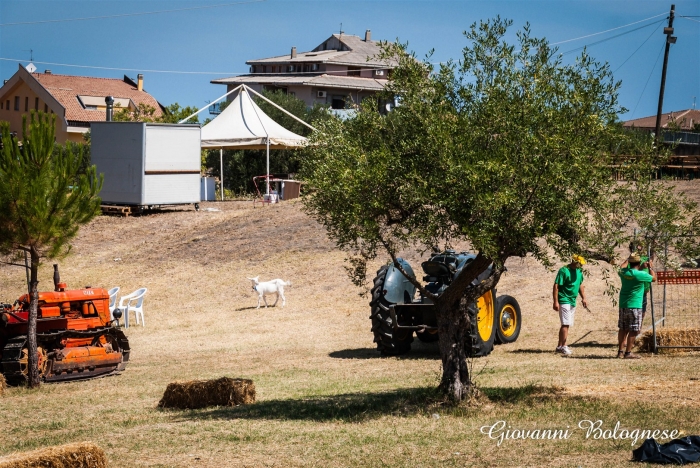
[
  {"xmin": 220, "ymin": 148, "xmax": 224, "ymax": 201},
  {"xmin": 266, "ymin": 137, "xmax": 270, "ymax": 195},
  {"xmin": 179, "ymin": 84, "xmax": 244, "ymax": 124}
]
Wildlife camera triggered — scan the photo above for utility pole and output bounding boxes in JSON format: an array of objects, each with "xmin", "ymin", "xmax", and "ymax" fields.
[{"xmin": 654, "ymin": 4, "xmax": 677, "ymax": 148}]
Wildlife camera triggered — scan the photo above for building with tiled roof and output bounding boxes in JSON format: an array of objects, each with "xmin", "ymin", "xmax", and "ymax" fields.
[
  {"xmin": 212, "ymin": 30, "xmax": 397, "ymax": 110},
  {"xmin": 0, "ymin": 64, "xmax": 164, "ymax": 143},
  {"xmin": 624, "ymin": 109, "xmax": 700, "ymax": 132},
  {"xmin": 624, "ymin": 109, "xmax": 700, "ymax": 157}
]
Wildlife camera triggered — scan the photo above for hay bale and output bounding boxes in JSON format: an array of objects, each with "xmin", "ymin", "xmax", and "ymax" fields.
[
  {"xmin": 158, "ymin": 377, "xmax": 255, "ymax": 409},
  {"xmin": 639, "ymin": 328, "xmax": 700, "ymax": 353},
  {"xmin": 0, "ymin": 442, "xmax": 106, "ymax": 468}
]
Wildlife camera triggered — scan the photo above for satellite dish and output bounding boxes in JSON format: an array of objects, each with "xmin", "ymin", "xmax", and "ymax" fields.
[{"xmin": 25, "ymin": 63, "xmax": 37, "ymax": 73}]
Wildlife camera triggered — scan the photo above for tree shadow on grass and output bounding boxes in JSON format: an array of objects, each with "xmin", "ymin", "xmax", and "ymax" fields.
[
  {"xmin": 480, "ymin": 384, "xmax": 567, "ymax": 403},
  {"xmin": 164, "ymin": 384, "xmax": 576, "ymax": 423},
  {"xmin": 329, "ymin": 342, "xmax": 440, "ymax": 360},
  {"xmin": 165, "ymin": 387, "xmax": 441, "ymax": 423}
]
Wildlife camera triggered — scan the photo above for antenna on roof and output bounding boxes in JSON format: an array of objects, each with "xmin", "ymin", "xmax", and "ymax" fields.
[
  {"xmin": 23, "ymin": 49, "xmax": 34, "ymax": 61},
  {"xmin": 339, "ymin": 23, "xmax": 343, "ymax": 35}
]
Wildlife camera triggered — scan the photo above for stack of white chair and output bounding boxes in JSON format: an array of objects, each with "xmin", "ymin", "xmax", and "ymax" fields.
[{"xmin": 119, "ymin": 288, "xmax": 148, "ymax": 328}]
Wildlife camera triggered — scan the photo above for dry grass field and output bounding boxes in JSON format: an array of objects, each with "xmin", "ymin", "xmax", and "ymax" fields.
[{"xmin": 1, "ymin": 182, "xmax": 699, "ymax": 467}]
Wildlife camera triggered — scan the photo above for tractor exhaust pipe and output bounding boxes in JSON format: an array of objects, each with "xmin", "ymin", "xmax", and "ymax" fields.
[{"xmin": 53, "ymin": 264, "xmax": 60, "ymax": 291}]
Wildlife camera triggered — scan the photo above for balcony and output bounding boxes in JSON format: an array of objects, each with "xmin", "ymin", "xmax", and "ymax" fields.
[{"xmin": 663, "ymin": 131, "xmax": 700, "ymax": 146}]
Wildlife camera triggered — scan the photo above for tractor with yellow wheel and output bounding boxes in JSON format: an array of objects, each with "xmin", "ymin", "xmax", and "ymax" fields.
[{"xmin": 370, "ymin": 251, "xmax": 521, "ymax": 356}]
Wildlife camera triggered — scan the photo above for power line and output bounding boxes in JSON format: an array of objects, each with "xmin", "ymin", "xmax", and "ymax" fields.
[
  {"xmin": 0, "ymin": 0, "xmax": 265, "ymax": 27},
  {"xmin": 550, "ymin": 12, "xmax": 668, "ymax": 45},
  {"xmin": 560, "ymin": 19, "xmax": 666, "ymax": 56},
  {"xmin": 679, "ymin": 16, "xmax": 700, "ymax": 23},
  {"xmin": 613, "ymin": 23, "xmax": 663, "ymax": 73},
  {"xmin": 0, "ymin": 57, "xmax": 238, "ymax": 75},
  {"xmin": 630, "ymin": 42, "xmax": 666, "ymax": 119}
]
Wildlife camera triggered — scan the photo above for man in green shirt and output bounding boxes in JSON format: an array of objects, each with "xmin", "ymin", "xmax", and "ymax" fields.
[
  {"xmin": 553, "ymin": 255, "xmax": 588, "ymax": 356},
  {"xmin": 617, "ymin": 253, "xmax": 656, "ymax": 359}
]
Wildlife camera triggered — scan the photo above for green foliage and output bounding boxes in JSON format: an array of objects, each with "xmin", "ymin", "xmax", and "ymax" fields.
[
  {"xmin": 0, "ymin": 111, "xmax": 103, "ymax": 261},
  {"xmin": 301, "ymin": 17, "xmax": 686, "ymax": 290},
  {"xmin": 113, "ymin": 102, "xmax": 199, "ymax": 124},
  {"xmin": 203, "ymin": 90, "xmax": 331, "ymax": 194}
]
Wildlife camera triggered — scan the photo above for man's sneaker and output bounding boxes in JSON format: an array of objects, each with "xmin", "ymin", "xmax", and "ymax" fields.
[{"xmin": 556, "ymin": 346, "xmax": 573, "ymax": 356}]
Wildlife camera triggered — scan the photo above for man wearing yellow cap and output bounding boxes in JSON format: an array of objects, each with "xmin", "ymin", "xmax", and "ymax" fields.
[
  {"xmin": 617, "ymin": 253, "xmax": 656, "ymax": 359},
  {"xmin": 553, "ymin": 255, "xmax": 588, "ymax": 355}
]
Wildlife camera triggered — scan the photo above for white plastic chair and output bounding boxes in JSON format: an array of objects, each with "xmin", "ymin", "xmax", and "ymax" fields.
[
  {"xmin": 108, "ymin": 287, "xmax": 120, "ymax": 321},
  {"xmin": 119, "ymin": 288, "xmax": 147, "ymax": 328}
]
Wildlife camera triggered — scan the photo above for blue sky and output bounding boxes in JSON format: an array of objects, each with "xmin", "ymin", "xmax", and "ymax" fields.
[{"xmin": 1, "ymin": 0, "xmax": 698, "ymax": 121}]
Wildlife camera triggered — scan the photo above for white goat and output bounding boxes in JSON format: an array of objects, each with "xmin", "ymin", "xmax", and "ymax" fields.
[{"xmin": 247, "ymin": 276, "xmax": 291, "ymax": 308}]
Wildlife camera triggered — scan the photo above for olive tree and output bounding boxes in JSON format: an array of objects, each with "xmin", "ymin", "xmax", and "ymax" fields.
[
  {"xmin": 0, "ymin": 112, "xmax": 102, "ymax": 387},
  {"xmin": 300, "ymin": 18, "xmax": 697, "ymax": 402}
]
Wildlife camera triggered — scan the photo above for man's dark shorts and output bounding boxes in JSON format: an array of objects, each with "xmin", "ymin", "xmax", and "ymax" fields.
[{"xmin": 619, "ymin": 308, "xmax": 643, "ymax": 332}]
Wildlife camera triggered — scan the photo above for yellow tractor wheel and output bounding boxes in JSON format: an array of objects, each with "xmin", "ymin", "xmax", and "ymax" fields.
[
  {"xmin": 467, "ymin": 289, "xmax": 496, "ymax": 357},
  {"xmin": 495, "ymin": 295, "xmax": 521, "ymax": 344}
]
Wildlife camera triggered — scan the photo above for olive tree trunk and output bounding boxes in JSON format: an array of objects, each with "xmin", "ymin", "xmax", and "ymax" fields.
[{"xmin": 436, "ymin": 297, "xmax": 472, "ymax": 401}]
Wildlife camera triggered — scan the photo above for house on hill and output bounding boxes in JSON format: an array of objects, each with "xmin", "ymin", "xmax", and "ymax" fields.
[
  {"xmin": 211, "ymin": 30, "xmax": 397, "ymax": 111},
  {"xmin": 0, "ymin": 64, "xmax": 164, "ymax": 143},
  {"xmin": 624, "ymin": 109, "xmax": 700, "ymax": 156}
]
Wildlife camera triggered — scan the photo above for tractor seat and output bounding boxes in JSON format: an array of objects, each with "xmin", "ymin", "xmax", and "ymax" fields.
[{"xmin": 421, "ymin": 261, "xmax": 454, "ymax": 278}]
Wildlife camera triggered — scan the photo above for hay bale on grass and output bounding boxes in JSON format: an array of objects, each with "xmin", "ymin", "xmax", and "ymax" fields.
[
  {"xmin": 0, "ymin": 442, "xmax": 106, "ymax": 468},
  {"xmin": 158, "ymin": 377, "xmax": 255, "ymax": 409},
  {"xmin": 639, "ymin": 328, "xmax": 700, "ymax": 352}
]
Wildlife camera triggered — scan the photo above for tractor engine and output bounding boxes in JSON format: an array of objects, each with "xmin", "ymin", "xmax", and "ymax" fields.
[{"xmin": 0, "ymin": 266, "xmax": 129, "ymax": 385}]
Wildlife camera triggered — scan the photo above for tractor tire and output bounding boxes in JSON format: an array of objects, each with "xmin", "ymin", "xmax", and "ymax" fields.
[
  {"xmin": 466, "ymin": 290, "xmax": 496, "ymax": 357},
  {"xmin": 369, "ymin": 265, "xmax": 413, "ymax": 355},
  {"xmin": 495, "ymin": 295, "xmax": 521, "ymax": 344}
]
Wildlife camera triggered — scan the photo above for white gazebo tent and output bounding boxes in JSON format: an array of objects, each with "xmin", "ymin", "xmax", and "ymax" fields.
[{"xmin": 181, "ymin": 84, "xmax": 314, "ymax": 200}]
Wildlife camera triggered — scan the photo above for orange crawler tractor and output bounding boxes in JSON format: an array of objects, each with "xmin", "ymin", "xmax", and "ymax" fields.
[{"xmin": 0, "ymin": 266, "xmax": 129, "ymax": 385}]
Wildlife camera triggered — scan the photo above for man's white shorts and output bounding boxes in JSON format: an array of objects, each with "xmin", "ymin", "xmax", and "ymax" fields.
[{"xmin": 559, "ymin": 304, "xmax": 576, "ymax": 327}]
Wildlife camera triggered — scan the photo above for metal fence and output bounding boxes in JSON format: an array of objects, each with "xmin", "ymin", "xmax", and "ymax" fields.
[{"xmin": 649, "ymin": 269, "xmax": 700, "ymax": 351}]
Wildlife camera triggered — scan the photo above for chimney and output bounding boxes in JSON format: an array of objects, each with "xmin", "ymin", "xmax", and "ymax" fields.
[
  {"xmin": 365, "ymin": 29, "xmax": 371, "ymax": 42},
  {"xmin": 137, "ymin": 74, "xmax": 144, "ymax": 91},
  {"xmin": 291, "ymin": 47, "xmax": 297, "ymax": 59},
  {"xmin": 105, "ymin": 96, "xmax": 114, "ymax": 122},
  {"xmin": 44, "ymin": 69, "xmax": 52, "ymax": 74}
]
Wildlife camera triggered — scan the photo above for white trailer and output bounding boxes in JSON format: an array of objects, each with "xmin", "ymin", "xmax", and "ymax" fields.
[{"xmin": 91, "ymin": 122, "xmax": 202, "ymax": 210}]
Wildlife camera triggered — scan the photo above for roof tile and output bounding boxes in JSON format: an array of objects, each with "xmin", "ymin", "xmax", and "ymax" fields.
[{"xmin": 32, "ymin": 73, "xmax": 162, "ymax": 124}]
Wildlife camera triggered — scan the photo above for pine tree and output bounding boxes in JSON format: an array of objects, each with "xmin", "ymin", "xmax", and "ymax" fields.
[{"xmin": 0, "ymin": 111, "xmax": 102, "ymax": 387}]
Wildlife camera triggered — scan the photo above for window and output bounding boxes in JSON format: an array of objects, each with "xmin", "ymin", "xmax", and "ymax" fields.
[
  {"xmin": 14, "ymin": 96, "xmax": 20, "ymax": 111},
  {"xmin": 6, "ymin": 100, "xmax": 9, "ymax": 110},
  {"xmin": 0, "ymin": 101, "xmax": 3, "ymax": 109},
  {"xmin": 347, "ymin": 67, "xmax": 361, "ymax": 77},
  {"xmin": 25, "ymin": 97, "xmax": 29, "ymax": 111},
  {"xmin": 35, "ymin": 97, "xmax": 39, "ymax": 110},
  {"xmin": 331, "ymin": 96, "xmax": 346, "ymax": 109},
  {"xmin": 44, "ymin": 103, "xmax": 48, "ymax": 113}
]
